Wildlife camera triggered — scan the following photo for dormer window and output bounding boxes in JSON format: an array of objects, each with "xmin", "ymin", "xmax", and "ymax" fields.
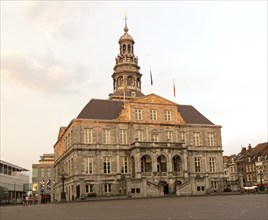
[
  {"xmin": 150, "ymin": 110, "xmax": 157, "ymax": 121},
  {"xmin": 164, "ymin": 110, "xmax": 172, "ymax": 121},
  {"xmin": 131, "ymin": 91, "xmax": 136, "ymax": 97},
  {"xmin": 135, "ymin": 109, "xmax": 142, "ymax": 120}
]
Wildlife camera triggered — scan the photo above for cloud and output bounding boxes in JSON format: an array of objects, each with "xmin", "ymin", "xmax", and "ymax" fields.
[
  {"xmin": 1, "ymin": 50, "xmax": 90, "ymax": 95},
  {"xmin": 23, "ymin": 1, "xmax": 99, "ymax": 40}
]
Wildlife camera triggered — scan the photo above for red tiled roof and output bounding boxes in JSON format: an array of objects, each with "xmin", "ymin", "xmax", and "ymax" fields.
[
  {"xmin": 250, "ymin": 142, "xmax": 268, "ymax": 156},
  {"xmin": 178, "ymin": 105, "xmax": 214, "ymax": 125},
  {"xmin": 77, "ymin": 99, "xmax": 214, "ymax": 125},
  {"xmin": 77, "ymin": 99, "xmax": 124, "ymax": 120}
]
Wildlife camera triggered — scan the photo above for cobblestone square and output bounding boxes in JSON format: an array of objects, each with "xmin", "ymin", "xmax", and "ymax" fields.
[{"xmin": 1, "ymin": 194, "xmax": 267, "ymax": 220}]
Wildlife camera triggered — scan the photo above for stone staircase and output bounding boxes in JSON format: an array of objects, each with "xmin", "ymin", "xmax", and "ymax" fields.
[
  {"xmin": 176, "ymin": 179, "xmax": 192, "ymax": 196},
  {"xmin": 146, "ymin": 181, "xmax": 162, "ymax": 197}
]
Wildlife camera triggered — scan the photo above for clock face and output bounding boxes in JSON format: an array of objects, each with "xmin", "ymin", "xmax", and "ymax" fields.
[{"xmin": 131, "ymin": 91, "xmax": 136, "ymax": 97}]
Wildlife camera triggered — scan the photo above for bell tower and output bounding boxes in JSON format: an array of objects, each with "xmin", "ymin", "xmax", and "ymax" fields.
[{"xmin": 109, "ymin": 16, "xmax": 144, "ymax": 100}]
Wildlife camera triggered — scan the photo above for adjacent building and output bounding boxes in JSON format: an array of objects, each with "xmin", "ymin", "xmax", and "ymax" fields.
[
  {"xmin": 223, "ymin": 142, "xmax": 268, "ymax": 190},
  {"xmin": 236, "ymin": 143, "xmax": 268, "ymax": 187},
  {"xmin": 223, "ymin": 155, "xmax": 239, "ymax": 191},
  {"xmin": 0, "ymin": 160, "xmax": 29, "ymax": 205},
  {"xmin": 32, "ymin": 154, "xmax": 54, "ymax": 203},
  {"xmin": 53, "ymin": 22, "xmax": 225, "ymax": 201}
]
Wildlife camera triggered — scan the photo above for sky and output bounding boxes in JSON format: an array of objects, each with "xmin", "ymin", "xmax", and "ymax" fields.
[{"xmin": 1, "ymin": 1, "xmax": 267, "ymax": 173}]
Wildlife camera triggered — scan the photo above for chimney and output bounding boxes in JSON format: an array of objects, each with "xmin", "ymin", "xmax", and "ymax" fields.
[{"xmin": 241, "ymin": 147, "xmax": 246, "ymax": 154}]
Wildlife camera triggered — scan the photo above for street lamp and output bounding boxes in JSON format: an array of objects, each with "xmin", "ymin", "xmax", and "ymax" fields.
[
  {"xmin": 40, "ymin": 189, "xmax": 44, "ymax": 204},
  {"xmin": 259, "ymin": 170, "xmax": 264, "ymax": 192},
  {"xmin": 40, "ymin": 180, "xmax": 45, "ymax": 204},
  {"xmin": 60, "ymin": 172, "xmax": 66, "ymax": 201}
]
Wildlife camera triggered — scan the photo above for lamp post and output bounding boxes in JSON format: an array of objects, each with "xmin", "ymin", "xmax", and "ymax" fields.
[
  {"xmin": 60, "ymin": 172, "xmax": 66, "ymax": 201},
  {"xmin": 259, "ymin": 170, "xmax": 264, "ymax": 192},
  {"xmin": 40, "ymin": 180, "xmax": 45, "ymax": 204},
  {"xmin": 40, "ymin": 189, "xmax": 44, "ymax": 204}
]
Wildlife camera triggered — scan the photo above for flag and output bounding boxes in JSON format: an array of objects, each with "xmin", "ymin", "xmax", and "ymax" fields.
[
  {"xmin": 173, "ymin": 79, "xmax": 176, "ymax": 98},
  {"xmin": 150, "ymin": 68, "xmax": 153, "ymax": 85},
  {"xmin": 122, "ymin": 80, "xmax": 126, "ymax": 101},
  {"xmin": 122, "ymin": 80, "xmax": 126, "ymax": 91}
]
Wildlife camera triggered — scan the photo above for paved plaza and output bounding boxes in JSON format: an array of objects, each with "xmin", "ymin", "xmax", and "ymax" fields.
[{"xmin": 1, "ymin": 194, "xmax": 267, "ymax": 220}]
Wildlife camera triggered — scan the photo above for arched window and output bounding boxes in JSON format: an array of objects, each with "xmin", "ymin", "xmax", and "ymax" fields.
[
  {"xmin": 137, "ymin": 78, "xmax": 141, "ymax": 88},
  {"xmin": 127, "ymin": 76, "xmax": 135, "ymax": 86},
  {"xmin": 128, "ymin": 44, "xmax": 131, "ymax": 53},
  {"xmin": 131, "ymin": 156, "xmax": 135, "ymax": 178},
  {"xmin": 172, "ymin": 155, "xmax": 181, "ymax": 172},
  {"xmin": 117, "ymin": 77, "xmax": 123, "ymax": 87},
  {"xmin": 123, "ymin": 44, "xmax": 126, "ymax": 53},
  {"xmin": 157, "ymin": 155, "xmax": 167, "ymax": 172},
  {"xmin": 113, "ymin": 79, "xmax": 116, "ymax": 90},
  {"xmin": 141, "ymin": 155, "xmax": 152, "ymax": 172}
]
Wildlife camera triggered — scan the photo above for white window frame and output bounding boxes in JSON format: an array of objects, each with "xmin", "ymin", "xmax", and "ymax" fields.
[
  {"xmin": 194, "ymin": 132, "xmax": 201, "ymax": 146},
  {"xmin": 84, "ymin": 128, "xmax": 93, "ymax": 144},
  {"xmin": 211, "ymin": 181, "xmax": 217, "ymax": 189},
  {"xmin": 104, "ymin": 183, "xmax": 112, "ymax": 193},
  {"xmin": 86, "ymin": 184, "xmax": 93, "ymax": 193},
  {"xmin": 151, "ymin": 133, "xmax": 158, "ymax": 142},
  {"xmin": 103, "ymin": 129, "xmax": 111, "ymax": 144},
  {"xmin": 208, "ymin": 133, "xmax": 215, "ymax": 146},
  {"xmin": 209, "ymin": 157, "xmax": 216, "ymax": 173},
  {"xmin": 136, "ymin": 130, "xmax": 143, "ymax": 141},
  {"xmin": 180, "ymin": 132, "xmax": 186, "ymax": 143},
  {"xmin": 135, "ymin": 109, "xmax": 143, "ymax": 120},
  {"xmin": 119, "ymin": 129, "xmax": 127, "ymax": 144},
  {"xmin": 40, "ymin": 168, "xmax": 45, "ymax": 177},
  {"xmin": 150, "ymin": 109, "xmax": 157, "ymax": 121},
  {"xmin": 104, "ymin": 157, "xmax": 111, "ymax": 174},
  {"xmin": 166, "ymin": 131, "xmax": 173, "ymax": 142},
  {"xmin": 121, "ymin": 157, "xmax": 128, "ymax": 174},
  {"xmin": 85, "ymin": 157, "xmax": 93, "ymax": 174},
  {"xmin": 195, "ymin": 158, "xmax": 201, "ymax": 173},
  {"xmin": 164, "ymin": 110, "xmax": 172, "ymax": 121}
]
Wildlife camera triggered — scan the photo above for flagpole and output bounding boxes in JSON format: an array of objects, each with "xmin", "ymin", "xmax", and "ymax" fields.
[
  {"xmin": 173, "ymin": 79, "xmax": 176, "ymax": 102},
  {"xmin": 123, "ymin": 79, "xmax": 126, "ymax": 102},
  {"xmin": 150, "ymin": 66, "xmax": 153, "ymax": 94}
]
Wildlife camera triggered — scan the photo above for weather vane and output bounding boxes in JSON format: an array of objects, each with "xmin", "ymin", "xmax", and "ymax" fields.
[{"xmin": 124, "ymin": 12, "xmax": 128, "ymax": 28}]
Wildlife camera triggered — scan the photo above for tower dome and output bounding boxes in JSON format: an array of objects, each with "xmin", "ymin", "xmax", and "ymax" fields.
[
  {"xmin": 109, "ymin": 19, "xmax": 144, "ymax": 101},
  {"xmin": 119, "ymin": 26, "xmax": 134, "ymax": 43}
]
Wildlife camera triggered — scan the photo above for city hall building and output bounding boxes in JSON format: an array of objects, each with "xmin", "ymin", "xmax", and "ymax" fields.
[{"xmin": 53, "ymin": 22, "xmax": 224, "ymax": 201}]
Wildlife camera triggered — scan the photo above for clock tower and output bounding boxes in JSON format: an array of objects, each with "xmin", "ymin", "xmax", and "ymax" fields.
[{"xmin": 109, "ymin": 18, "xmax": 144, "ymax": 100}]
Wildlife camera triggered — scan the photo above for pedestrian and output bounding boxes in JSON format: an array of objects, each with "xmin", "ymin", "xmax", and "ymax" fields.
[
  {"xmin": 22, "ymin": 194, "xmax": 26, "ymax": 206},
  {"xmin": 25, "ymin": 195, "xmax": 29, "ymax": 206}
]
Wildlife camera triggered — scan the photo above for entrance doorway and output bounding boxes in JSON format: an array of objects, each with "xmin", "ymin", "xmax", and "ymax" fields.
[
  {"xmin": 159, "ymin": 181, "xmax": 169, "ymax": 194},
  {"xmin": 76, "ymin": 185, "xmax": 80, "ymax": 198}
]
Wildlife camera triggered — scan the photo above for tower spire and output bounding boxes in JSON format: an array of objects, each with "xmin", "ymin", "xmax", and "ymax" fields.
[
  {"xmin": 124, "ymin": 12, "xmax": 128, "ymax": 32},
  {"xmin": 109, "ymin": 17, "xmax": 144, "ymax": 101}
]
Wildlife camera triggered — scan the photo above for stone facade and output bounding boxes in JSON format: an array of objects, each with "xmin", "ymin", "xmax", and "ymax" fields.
[
  {"xmin": 32, "ymin": 154, "xmax": 54, "ymax": 203},
  {"xmin": 235, "ymin": 143, "xmax": 268, "ymax": 187},
  {"xmin": 53, "ymin": 22, "xmax": 225, "ymax": 201}
]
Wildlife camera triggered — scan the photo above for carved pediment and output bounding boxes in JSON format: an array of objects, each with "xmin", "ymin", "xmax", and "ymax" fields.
[
  {"xmin": 117, "ymin": 105, "xmax": 129, "ymax": 121},
  {"xmin": 132, "ymin": 94, "xmax": 176, "ymax": 105}
]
